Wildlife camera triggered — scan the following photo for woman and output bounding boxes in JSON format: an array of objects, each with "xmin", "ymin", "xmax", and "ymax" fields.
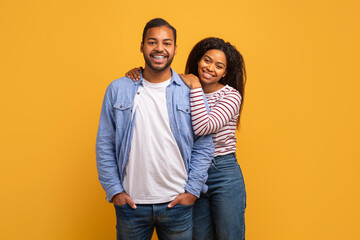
[{"xmin": 126, "ymin": 37, "xmax": 247, "ymax": 240}]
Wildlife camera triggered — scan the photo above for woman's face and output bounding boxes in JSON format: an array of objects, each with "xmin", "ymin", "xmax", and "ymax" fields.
[{"xmin": 197, "ymin": 49, "xmax": 227, "ymax": 85}]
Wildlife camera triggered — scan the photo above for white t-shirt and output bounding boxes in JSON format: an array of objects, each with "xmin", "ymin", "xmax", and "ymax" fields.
[{"xmin": 122, "ymin": 78, "xmax": 188, "ymax": 204}]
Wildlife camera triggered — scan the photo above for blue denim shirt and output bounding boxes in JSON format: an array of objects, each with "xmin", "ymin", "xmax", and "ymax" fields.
[{"xmin": 96, "ymin": 69, "xmax": 214, "ymax": 202}]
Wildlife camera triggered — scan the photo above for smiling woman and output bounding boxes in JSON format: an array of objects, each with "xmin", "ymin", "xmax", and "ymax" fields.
[{"xmin": 180, "ymin": 38, "xmax": 246, "ymax": 240}]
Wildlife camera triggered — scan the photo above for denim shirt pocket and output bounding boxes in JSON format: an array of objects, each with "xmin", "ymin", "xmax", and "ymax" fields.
[
  {"xmin": 113, "ymin": 102, "xmax": 133, "ymax": 129},
  {"xmin": 176, "ymin": 104, "xmax": 192, "ymax": 130}
]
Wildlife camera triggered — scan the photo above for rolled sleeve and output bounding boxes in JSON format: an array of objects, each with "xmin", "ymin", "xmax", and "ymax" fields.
[
  {"xmin": 96, "ymin": 84, "xmax": 123, "ymax": 202},
  {"xmin": 185, "ymin": 133, "xmax": 214, "ymax": 197}
]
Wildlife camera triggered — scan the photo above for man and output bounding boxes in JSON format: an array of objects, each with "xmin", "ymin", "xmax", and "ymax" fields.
[{"xmin": 96, "ymin": 18, "xmax": 214, "ymax": 240}]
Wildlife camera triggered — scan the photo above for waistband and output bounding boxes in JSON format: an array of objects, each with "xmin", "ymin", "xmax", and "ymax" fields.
[{"xmin": 213, "ymin": 152, "xmax": 236, "ymax": 164}]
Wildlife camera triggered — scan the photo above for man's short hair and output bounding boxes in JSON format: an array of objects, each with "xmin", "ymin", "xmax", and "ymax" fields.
[{"xmin": 142, "ymin": 18, "xmax": 177, "ymax": 44}]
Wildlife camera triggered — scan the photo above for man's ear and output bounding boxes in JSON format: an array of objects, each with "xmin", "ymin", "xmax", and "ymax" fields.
[
  {"xmin": 140, "ymin": 42, "xmax": 144, "ymax": 53},
  {"xmin": 174, "ymin": 44, "xmax": 177, "ymax": 55}
]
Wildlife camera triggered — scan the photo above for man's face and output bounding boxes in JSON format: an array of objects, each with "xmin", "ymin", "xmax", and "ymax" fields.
[{"xmin": 141, "ymin": 26, "xmax": 177, "ymax": 72}]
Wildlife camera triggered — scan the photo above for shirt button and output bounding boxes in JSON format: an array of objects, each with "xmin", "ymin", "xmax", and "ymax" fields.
[
  {"xmin": 137, "ymin": 92, "xmax": 140, "ymax": 95},
  {"xmin": 186, "ymin": 108, "xmax": 189, "ymax": 112},
  {"xmin": 119, "ymin": 105, "xmax": 122, "ymax": 108}
]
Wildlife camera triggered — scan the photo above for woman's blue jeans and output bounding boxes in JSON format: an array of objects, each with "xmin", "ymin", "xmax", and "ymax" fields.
[{"xmin": 193, "ymin": 153, "xmax": 246, "ymax": 240}]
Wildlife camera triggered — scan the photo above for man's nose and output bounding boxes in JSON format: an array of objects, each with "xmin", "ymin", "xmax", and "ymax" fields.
[{"xmin": 154, "ymin": 43, "xmax": 164, "ymax": 51}]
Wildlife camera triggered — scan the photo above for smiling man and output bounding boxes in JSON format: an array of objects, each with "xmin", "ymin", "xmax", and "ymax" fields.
[{"xmin": 96, "ymin": 18, "xmax": 214, "ymax": 240}]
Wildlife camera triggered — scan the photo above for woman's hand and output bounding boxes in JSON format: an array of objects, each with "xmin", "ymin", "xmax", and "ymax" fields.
[
  {"xmin": 125, "ymin": 67, "xmax": 143, "ymax": 81},
  {"xmin": 179, "ymin": 74, "xmax": 202, "ymax": 89}
]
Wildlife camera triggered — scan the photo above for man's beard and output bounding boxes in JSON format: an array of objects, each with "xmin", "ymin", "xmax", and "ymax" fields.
[{"xmin": 143, "ymin": 53, "xmax": 174, "ymax": 72}]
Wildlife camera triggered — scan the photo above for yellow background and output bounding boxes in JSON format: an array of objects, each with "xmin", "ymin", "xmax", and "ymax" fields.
[{"xmin": 1, "ymin": 0, "xmax": 359, "ymax": 239}]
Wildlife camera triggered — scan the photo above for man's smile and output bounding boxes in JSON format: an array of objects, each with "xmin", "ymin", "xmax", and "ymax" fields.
[{"xmin": 151, "ymin": 53, "xmax": 167, "ymax": 63}]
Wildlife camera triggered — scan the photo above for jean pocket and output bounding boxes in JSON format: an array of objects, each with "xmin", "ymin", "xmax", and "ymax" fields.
[
  {"xmin": 211, "ymin": 159, "xmax": 240, "ymax": 172},
  {"xmin": 175, "ymin": 203, "xmax": 194, "ymax": 209},
  {"xmin": 114, "ymin": 203, "xmax": 128, "ymax": 208}
]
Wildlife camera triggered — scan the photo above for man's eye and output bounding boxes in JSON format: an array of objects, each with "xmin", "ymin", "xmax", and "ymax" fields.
[{"xmin": 148, "ymin": 42, "xmax": 155, "ymax": 45}]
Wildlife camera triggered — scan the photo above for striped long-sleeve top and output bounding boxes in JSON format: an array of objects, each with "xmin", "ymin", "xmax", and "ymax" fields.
[{"xmin": 190, "ymin": 85, "xmax": 241, "ymax": 157}]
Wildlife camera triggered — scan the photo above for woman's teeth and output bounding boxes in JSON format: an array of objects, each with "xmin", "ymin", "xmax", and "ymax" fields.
[{"xmin": 203, "ymin": 72, "xmax": 213, "ymax": 78}]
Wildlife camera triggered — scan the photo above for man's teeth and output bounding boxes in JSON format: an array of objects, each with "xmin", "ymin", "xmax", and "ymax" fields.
[{"xmin": 153, "ymin": 55, "xmax": 165, "ymax": 60}]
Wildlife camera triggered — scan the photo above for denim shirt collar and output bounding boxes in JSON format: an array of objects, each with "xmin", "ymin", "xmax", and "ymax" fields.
[{"xmin": 135, "ymin": 68, "xmax": 182, "ymax": 86}]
